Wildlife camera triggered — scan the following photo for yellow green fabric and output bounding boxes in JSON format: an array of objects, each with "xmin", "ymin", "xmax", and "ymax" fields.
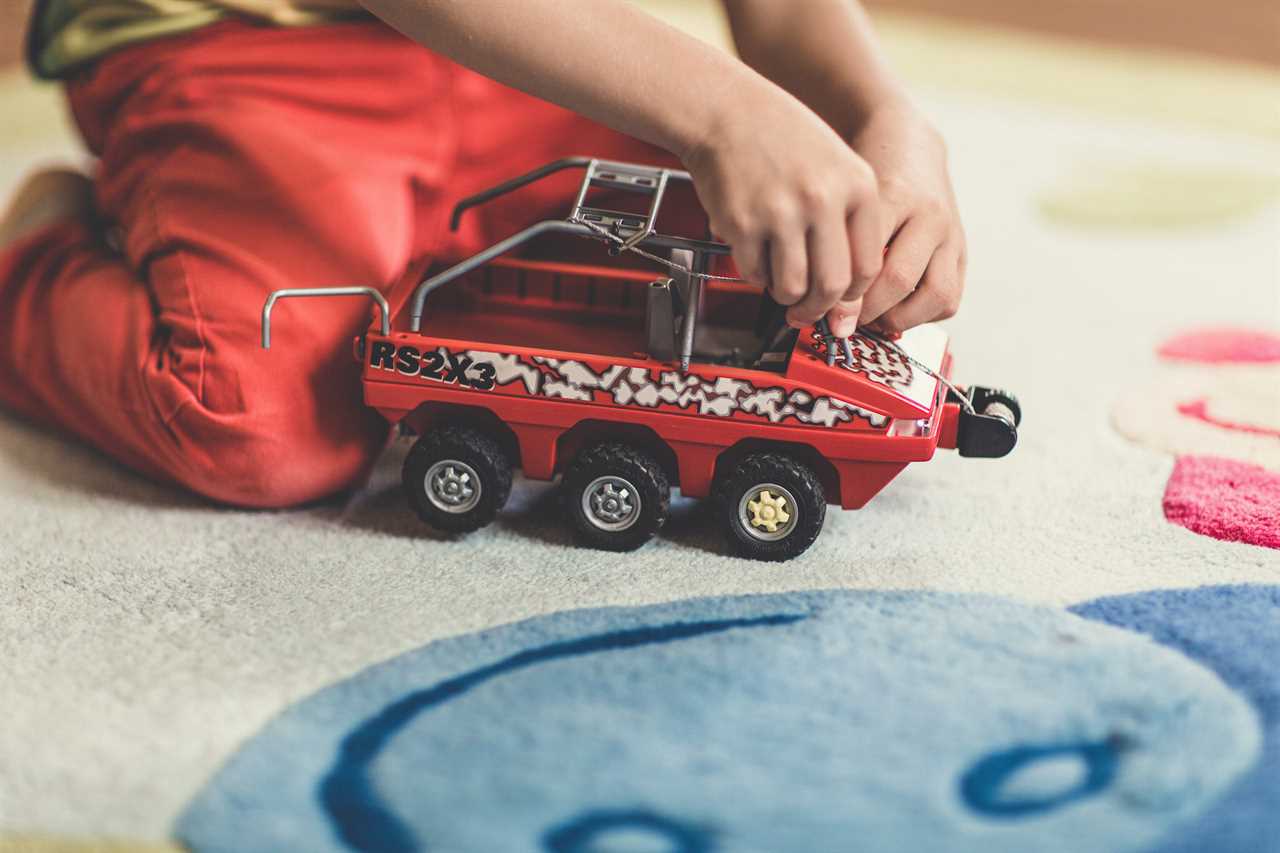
[
  {"xmin": 1037, "ymin": 164, "xmax": 1280, "ymax": 231},
  {"xmin": 27, "ymin": 0, "xmax": 368, "ymax": 79}
]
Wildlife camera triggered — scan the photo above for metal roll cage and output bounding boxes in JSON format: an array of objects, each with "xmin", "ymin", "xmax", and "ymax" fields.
[
  {"xmin": 412, "ymin": 157, "xmax": 733, "ymax": 370},
  {"xmin": 260, "ymin": 158, "xmax": 734, "ymax": 371}
]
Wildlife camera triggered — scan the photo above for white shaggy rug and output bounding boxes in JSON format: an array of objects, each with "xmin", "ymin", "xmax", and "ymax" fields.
[{"xmin": 1, "ymin": 8, "xmax": 1278, "ymax": 848}]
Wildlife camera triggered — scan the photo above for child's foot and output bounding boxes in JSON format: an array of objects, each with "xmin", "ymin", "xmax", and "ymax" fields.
[{"xmin": 0, "ymin": 167, "xmax": 95, "ymax": 250}]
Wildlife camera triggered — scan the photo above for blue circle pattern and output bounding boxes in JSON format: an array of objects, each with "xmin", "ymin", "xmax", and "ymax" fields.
[
  {"xmin": 176, "ymin": 590, "xmax": 1261, "ymax": 853},
  {"xmin": 1073, "ymin": 584, "xmax": 1280, "ymax": 853},
  {"xmin": 960, "ymin": 739, "xmax": 1121, "ymax": 817}
]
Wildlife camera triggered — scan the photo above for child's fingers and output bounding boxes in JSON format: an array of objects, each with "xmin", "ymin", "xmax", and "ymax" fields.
[
  {"xmin": 876, "ymin": 239, "xmax": 965, "ymax": 333},
  {"xmin": 768, "ymin": 227, "xmax": 809, "ymax": 308},
  {"xmin": 857, "ymin": 217, "xmax": 940, "ymax": 325},
  {"xmin": 844, "ymin": 198, "xmax": 885, "ymax": 304},
  {"xmin": 731, "ymin": 236, "xmax": 767, "ymax": 286},
  {"xmin": 826, "ymin": 296, "xmax": 863, "ymax": 338},
  {"xmin": 825, "ymin": 198, "xmax": 896, "ymax": 338},
  {"xmin": 784, "ymin": 216, "xmax": 853, "ymax": 328}
]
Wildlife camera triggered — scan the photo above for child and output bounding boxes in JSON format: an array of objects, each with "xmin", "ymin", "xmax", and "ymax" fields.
[{"xmin": 0, "ymin": 0, "xmax": 965, "ymax": 507}]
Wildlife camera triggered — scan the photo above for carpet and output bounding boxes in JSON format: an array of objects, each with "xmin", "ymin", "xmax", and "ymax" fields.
[{"xmin": 2, "ymin": 6, "xmax": 1278, "ymax": 851}]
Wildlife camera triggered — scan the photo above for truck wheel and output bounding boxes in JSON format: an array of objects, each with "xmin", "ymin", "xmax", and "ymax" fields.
[
  {"xmin": 716, "ymin": 453, "xmax": 825, "ymax": 562},
  {"xmin": 973, "ymin": 388, "xmax": 1022, "ymax": 427},
  {"xmin": 403, "ymin": 424, "xmax": 513, "ymax": 534},
  {"xmin": 564, "ymin": 443, "xmax": 670, "ymax": 552}
]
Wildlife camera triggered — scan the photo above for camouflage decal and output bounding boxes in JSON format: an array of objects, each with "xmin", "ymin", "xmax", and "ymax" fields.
[{"xmin": 371, "ymin": 342, "xmax": 888, "ymax": 428}]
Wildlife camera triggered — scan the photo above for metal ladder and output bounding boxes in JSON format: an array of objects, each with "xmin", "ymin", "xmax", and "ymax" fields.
[
  {"xmin": 567, "ymin": 160, "xmax": 709, "ymax": 369},
  {"xmin": 567, "ymin": 160, "xmax": 673, "ymax": 252}
]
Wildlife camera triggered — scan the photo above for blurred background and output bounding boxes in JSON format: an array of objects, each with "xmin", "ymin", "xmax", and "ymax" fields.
[
  {"xmin": 873, "ymin": 0, "xmax": 1278, "ymax": 66},
  {"xmin": 3, "ymin": 0, "xmax": 1279, "ymax": 70},
  {"xmin": 1, "ymin": 0, "xmax": 27, "ymax": 69}
]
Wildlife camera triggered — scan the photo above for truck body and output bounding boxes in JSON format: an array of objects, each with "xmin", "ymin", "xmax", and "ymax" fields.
[{"xmin": 263, "ymin": 159, "xmax": 1018, "ymax": 560}]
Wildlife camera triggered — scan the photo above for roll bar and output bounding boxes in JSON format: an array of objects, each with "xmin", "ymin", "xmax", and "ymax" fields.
[
  {"xmin": 261, "ymin": 287, "xmax": 390, "ymax": 349},
  {"xmin": 448, "ymin": 156, "xmax": 694, "ymax": 232},
  {"xmin": 260, "ymin": 158, "xmax": 731, "ymax": 373},
  {"xmin": 416, "ymin": 158, "xmax": 724, "ymax": 342},
  {"xmin": 409, "ymin": 219, "xmax": 594, "ymax": 332}
]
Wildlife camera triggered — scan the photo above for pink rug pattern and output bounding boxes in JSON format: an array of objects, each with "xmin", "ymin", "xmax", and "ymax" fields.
[
  {"xmin": 1164, "ymin": 456, "xmax": 1280, "ymax": 550},
  {"xmin": 1159, "ymin": 328, "xmax": 1280, "ymax": 364},
  {"xmin": 1157, "ymin": 328, "xmax": 1280, "ymax": 549}
]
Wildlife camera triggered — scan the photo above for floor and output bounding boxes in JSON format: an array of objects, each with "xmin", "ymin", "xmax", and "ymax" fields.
[{"xmin": 1, "ymin": 4, "xmax": 1278, "ymax": 852}]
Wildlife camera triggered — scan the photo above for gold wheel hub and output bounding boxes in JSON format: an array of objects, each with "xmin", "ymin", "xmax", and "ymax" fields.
[{"xmin": 747, "ymin": 489, "xmax": 791, "ymax": 533}]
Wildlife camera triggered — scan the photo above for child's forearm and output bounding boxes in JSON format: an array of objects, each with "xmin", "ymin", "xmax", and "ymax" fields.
[
  {"xmin": 360, "ymin": 0, "xmax": 964, "ymax": 337},
  {"xmin": 357, "ymin": 0, "xmax": 772, "ymax": 160},
  {"xmin": 722, "ymin": 0, "xmax": 905, "ymax": 137}
]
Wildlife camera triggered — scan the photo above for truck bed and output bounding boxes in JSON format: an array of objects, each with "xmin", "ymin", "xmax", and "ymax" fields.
[{"xmin": 415, "ymin": 256, "xmax": 762, "ymax": 362}]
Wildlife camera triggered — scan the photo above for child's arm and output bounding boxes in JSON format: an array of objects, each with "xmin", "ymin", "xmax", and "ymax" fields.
[
  {"xmin": 723, "ymin": 0, "xmax": 966, "ymax": 334},
  {"xmin": 359, "ymin": 0, "xmax": 886, "ymax": 335}
]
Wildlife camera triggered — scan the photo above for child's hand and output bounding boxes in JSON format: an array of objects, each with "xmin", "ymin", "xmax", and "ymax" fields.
[
  {"xmin": 848, "ymin": 103, "xmax": 965, "ymax": 335},
  {"xmin": 683, "ymin": 84, "xmax": 884, "ymax": 337},
  {"xmin": 358, "ymin": 0, "xmax": 960, "ymax": 339}
]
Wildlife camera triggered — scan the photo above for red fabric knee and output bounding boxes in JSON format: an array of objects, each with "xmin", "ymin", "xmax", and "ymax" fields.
[
  {"xmin": 3, "ymin": 20, "xmax": 683, "ymax": 506},
  {"xmin": 0, "ymin": 219, "xmax": 390, "ymax": 507},
  {"xmin": 2, "ymin": 23, "xmax": 442, "ymax": 505}
]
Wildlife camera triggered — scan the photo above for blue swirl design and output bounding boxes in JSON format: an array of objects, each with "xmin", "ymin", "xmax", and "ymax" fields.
[
  {"xmin": 541, "ymin": 808, "xmax": 714, "ymax": 853},
  {"xmin": 319, "ymin": 614, "xmax": 803, "ymax": 852}
]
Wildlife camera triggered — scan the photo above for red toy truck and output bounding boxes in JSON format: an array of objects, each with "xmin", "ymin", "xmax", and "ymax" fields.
[{"xmin": 262, "ymin": 159, "xmax": 1019, "ymax": 560}]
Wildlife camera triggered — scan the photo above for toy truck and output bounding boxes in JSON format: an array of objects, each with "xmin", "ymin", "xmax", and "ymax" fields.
[{"xmin": 262, "ymin": 158, "xmax": 1019, "ymax": 561}]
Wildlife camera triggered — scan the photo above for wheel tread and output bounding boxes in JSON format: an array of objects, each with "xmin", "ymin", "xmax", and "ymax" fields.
[
  {"xmin": 403, "ymin": 424, "xmax": 513, "ymax": 533},
  {"xmin": 714, "ymin": 452, "xmax": 825, "ymax": 562},
  {"xmin": 563, "ymin": 442, "xmax": 670, "ymax": 552}
]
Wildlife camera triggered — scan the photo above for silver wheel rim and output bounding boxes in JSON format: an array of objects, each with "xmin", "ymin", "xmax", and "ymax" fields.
[
  {"xmin": 425, "ymin": 459, "xmax": 482, "ymax": 514},
  {"xmin": 738, "ymin": 482, "xmax": 799, "ymax": 542},
  {"xmin": 581, "ymin": 475, "xmax": 642, "ymax": 532}
]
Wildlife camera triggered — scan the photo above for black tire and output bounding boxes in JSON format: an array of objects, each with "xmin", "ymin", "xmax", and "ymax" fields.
[
  {"xmin": 563, "ymin": 443, "xmax": 670, "ymax": 552},
  {"xmin": 403, "ymin": 424, "xmax": 513, "ymax": 533},
  {"xmin": 715, "ymin": 453, "xmax": 825, "ymax": 562}
]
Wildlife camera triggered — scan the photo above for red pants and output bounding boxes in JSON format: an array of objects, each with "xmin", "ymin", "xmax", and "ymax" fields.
[{"xmin": 0, "ymin": 20, "xmax": 663, "ymax": 507}]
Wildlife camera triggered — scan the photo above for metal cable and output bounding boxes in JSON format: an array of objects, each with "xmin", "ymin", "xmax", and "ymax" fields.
[
  {"xmin": 575, "ymin": 218, "xmax": 751, "ymax": 283},
  {"xmin": 858, "ymin": 328, "xmax": 975, "ymax": 414}
]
